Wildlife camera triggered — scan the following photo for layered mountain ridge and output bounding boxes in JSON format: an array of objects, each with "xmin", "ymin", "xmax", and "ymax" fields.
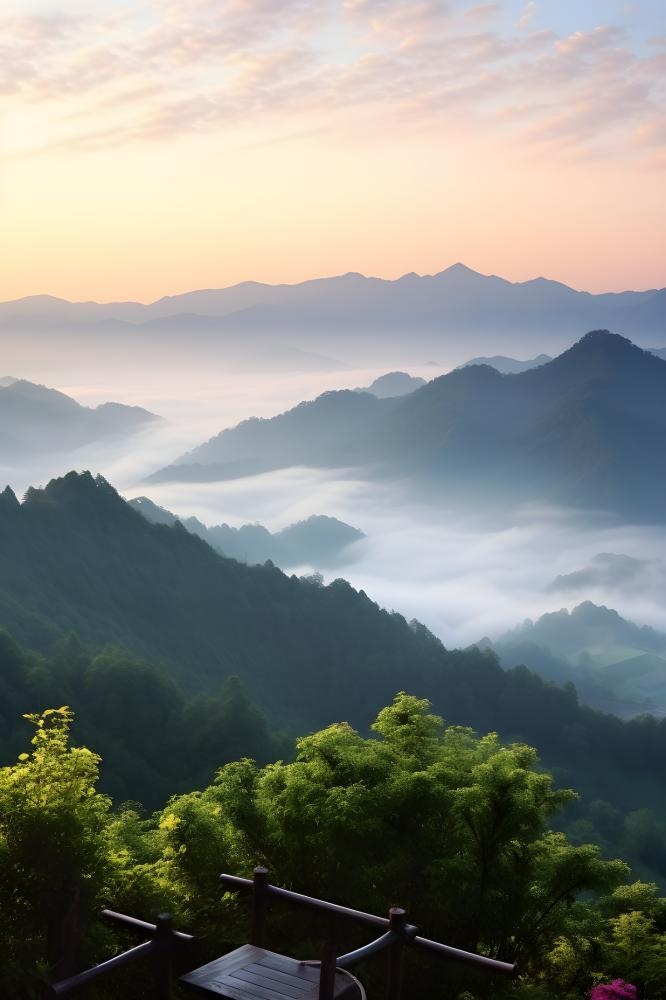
[
  {"xmin": 488, "ymin": 601, "xmax": 666, "ymax": 718},
  {"xmin": 0, "ymin": 377, "xmax": 159, "ymax": 458},
  {"xmin": 2, "ymin": 470, "xmax": 666, "ymax": 843},
  {"xmin": 3, "ymin": 267, "xmax": 664, "ymax": 362},
  {"xmin": 129, "ymin": 495, "xmax": 364, "ymax": 568},
  {"xmin": 150, "ymin": 331, "xmax": 666, "ymax": 521}
]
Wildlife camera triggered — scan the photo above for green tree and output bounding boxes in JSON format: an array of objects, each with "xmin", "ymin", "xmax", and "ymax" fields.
[
  {"xmin": 0, "ymin": 707, "xmax": 111, "ymax": 996},
  {"xmin": 141, "ymin": 694, "xmax": 630, "ymax": 997}
]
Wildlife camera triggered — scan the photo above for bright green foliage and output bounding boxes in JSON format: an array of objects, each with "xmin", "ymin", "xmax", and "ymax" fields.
[
  {"xmin": 528, "ymin": 881, "xmax": 666, "ymax": 999},
  {"xmin": 0, "ymin": 708, "xmax": 111, "ymax": 996},
  {"xmin": 126, "ymin": 694, "xmax": 634, "ymax": 997},
  {"xmin": 2, "ymin": 695, "xmax": 665, "ymax": 1000}
]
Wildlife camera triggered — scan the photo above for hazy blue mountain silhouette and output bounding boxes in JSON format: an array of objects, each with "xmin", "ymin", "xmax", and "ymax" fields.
[
  {"xmin": 354, "ymin": 371, "xmax": 427, "ymax": 397},
  {"xmin": 2, "ymin": 266, "xmax": 664, "ymax": 358},
  {"xmin": 548, "ymin": 553, "xmax": 654, "ymax": 594},
  {"xmin": 457, "ymin": 353, "xmax": 552, "ymax": 373},
  {"xmin": 488, "ymin": 601, "xmax": 666, "ymax": 717},
  {"xmin": 151, "ymin": 331, "xmax": 666, "ymax": 521},
  {"xmin": 499, "ymin": 601, "xmax": 666, "ymax": 658},
  {"xmin": 0, "ymin": 378, "xmax": 160, "ymax": 457},
  {"xmin": 129, "ymin": 495, "xmax": 364, "ymax": 568}
]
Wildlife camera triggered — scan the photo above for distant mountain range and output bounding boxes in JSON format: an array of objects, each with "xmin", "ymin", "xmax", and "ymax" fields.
[
  {"xmin": 457, "ymin": 353, "xmax": 553, "ymax": 374},
  {"xmin": 3, "ymin": 265, "xmax": 665, "ymax": 362},
  {"xmin": 0, "ymin": 377, "xmax": 159, "ymax": 458},
  {"xmin": 129, "ymin": 496, "xmax": 364, "ymax": 568},
  {"xmin": 485, "ymin": 601, "xmax": 666, "ymax": 718},
  {"xmin": 457, "ymin": 346, "xmax": 666, "ymax": 374},
  {"xmin": 150, "ymin": 331, "xmax": 666, "ymax": 521}
]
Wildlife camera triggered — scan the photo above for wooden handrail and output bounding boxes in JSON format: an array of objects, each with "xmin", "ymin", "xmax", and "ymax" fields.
[
  {"xmin": 49, "ymin": 941, "xmax": 154, "ymax": 995},
  {"xmin": 221, "ymin": 873, "xmax": 389, "ymax": 930},
  {"xmin": 48, "ymin": 911, "xmax": 193, "ymax": 997},
  {"xmin": 102, "ymin": 908, "xmax": 194, "ymax": 942},
  {"xmin": 412, "ymin": 934, "xmax": 515, "ymax": 974},
  {"xmin": 336, "ymin": 927, "xmax": 416, "ymax": 968},
  {"xmin": 220, "ymin": 871, "xmax": 516, "ymax": 977}
]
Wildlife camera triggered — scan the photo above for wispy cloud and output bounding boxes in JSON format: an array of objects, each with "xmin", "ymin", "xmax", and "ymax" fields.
[
  {"xmin": 2, "ymin": 0, "xmax": 665, "ymax": 165},
  {"xmin": 515, "ymin": 1, "xmax": 536, "ymax": 30},
  {"xmin": 465, "ymin": 2, "xmax": 501, "ymax": 21}
]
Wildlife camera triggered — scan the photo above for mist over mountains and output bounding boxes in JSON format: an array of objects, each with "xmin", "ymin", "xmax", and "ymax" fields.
[
  {"xmin": 0, "ymin": 377, "xmax": 159, "ymax": 459},
  {"xmin": 3, "ymin": 265, "xmax": 665, "ymax": 367},
  {"xmin": 488, "ymin": 601, "xmax": 666, "ymax": 719},
  {"xmin": 0, "ymin": 470, "xmax": 482, "ymax": 729},
  {"xmin": 150, "ymin": 331, "xmax": 666, "ymax": 522},
  {"xmin": 129, "ymin": 495, "xmax": 363, "ymax": 569}
]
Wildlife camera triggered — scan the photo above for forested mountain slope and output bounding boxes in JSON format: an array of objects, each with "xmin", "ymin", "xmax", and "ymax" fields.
[
  {"xmin": 0, "ymin": 471, "xmax": 665, "ymax": 835},
  {"xmin": 0, "ymin": 472, "xmax": 446, "ymax": 728}
]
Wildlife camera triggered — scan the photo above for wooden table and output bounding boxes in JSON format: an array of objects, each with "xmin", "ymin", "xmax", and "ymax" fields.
[{"xmin": 179, "ymin": 944, "xmax": 364, "ymax": 999}]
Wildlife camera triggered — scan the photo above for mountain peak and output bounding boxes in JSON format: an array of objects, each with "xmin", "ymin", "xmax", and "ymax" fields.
[
  {"xmin": 0, "ymin": 486, "xmax": 19, "ymax": 512},
  {"xmin": 578, "ymin": 329, "xmax": 628, "ymax": 347},
  {"xmin": 546, "ymin": 329, "xmax": 657, "ymax": 373},
  {"xmin": 439, "ymin": 262, "xmax": 479, "ymax": 277},
  {"xmin": 29, "ymin": 471, "xmax": 126, "ymax": 512},
  {"xmin": 571, "ymin": 600, "xmax": 622, "ymax": 623}
]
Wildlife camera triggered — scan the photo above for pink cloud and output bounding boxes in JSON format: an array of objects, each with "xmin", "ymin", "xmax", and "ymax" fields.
[
  {"xmin": 2, "ymin": 0, "xmax": 663, "ymax": 169},
  {"xmin": 516, "ymin": 2, "xmax": 536, "ymax": 30},
  {"xmin": 555, "ymin": 25, "xmax": 624, "ymax": 56},
  {"xmin": 465, "ymin": 3, "xmax": 501, "ymax": 20}
]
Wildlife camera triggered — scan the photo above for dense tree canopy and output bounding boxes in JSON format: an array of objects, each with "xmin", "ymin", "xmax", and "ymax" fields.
[
  {"xmin": 3, "ymin": 694, "xmax": 664, "ymax": 999},
  {"xmin": 0, "ymin": 628, "xmax": 279, "ymax": 807}
]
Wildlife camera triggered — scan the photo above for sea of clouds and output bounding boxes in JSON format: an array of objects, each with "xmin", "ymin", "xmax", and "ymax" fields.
[{"xmin": 4, "ymin": 358, "xmax": 666, "ymax": 649}]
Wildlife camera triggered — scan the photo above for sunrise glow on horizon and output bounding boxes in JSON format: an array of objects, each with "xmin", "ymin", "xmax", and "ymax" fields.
[{"xmin": 2, "ymin": 0, "xmax": 665, "ymax": 303}]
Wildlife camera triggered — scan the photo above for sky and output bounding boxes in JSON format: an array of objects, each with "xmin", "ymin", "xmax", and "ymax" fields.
[{"xmin": 1, "ymin": 0, "xmax": 665, "ymax": 302}]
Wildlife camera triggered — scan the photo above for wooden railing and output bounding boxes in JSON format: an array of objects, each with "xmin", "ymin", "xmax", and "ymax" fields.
[
  {"xmin": 46, "ymin": 868, "xmax": 515, "ymax": 999},
  {"xmin": 46, "ymin": 910, "xmax": 193, "ymax": 997},
  {"xmin": 221, "ymin": 867, "xmax": 515, "ymax": 1000}
]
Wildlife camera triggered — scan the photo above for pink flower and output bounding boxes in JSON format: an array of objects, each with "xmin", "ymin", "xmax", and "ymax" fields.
[{"xmin": 590, "ymin": 982, "xmax": 637, "ymax": 1000}]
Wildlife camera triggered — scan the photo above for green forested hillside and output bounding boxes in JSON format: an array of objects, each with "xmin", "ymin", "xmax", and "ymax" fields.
[
  {"xmin": 0, "ymin": 629, "xmax": 279, "ymax": 806},
  {"xmin": 0, "ymin": 471, "xmax": 446, "ymax": 726},
  {"xmin": 1, "ymin": 471, "xmax": 666, "ymax": 887}
]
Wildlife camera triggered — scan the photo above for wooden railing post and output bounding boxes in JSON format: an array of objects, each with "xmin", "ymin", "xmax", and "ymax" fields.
[
  {"xmin": 318, "ymin": 941, "xmax": 337, "ymax": 1000},
  {"xmin": 152, "ymin": 913, "xmax": 175, "ymax": 1000},
  {"xmin": 386, "ymin": 907, "xmax": 407, "ymax": 1000},
  {"xmin": 251, "ymin": 866, "xmax": 270, "ymax": 947}
]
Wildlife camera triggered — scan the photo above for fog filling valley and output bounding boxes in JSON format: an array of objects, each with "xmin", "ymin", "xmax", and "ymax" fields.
[{"xmin": 4, "ymin": 356, "xmax": 666, "ymax": 651}]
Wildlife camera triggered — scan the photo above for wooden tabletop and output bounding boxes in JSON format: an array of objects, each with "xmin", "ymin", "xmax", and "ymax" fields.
[{"xmin": 179, "ymin": 944, "xmax": 363, "ymax": 1000}]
